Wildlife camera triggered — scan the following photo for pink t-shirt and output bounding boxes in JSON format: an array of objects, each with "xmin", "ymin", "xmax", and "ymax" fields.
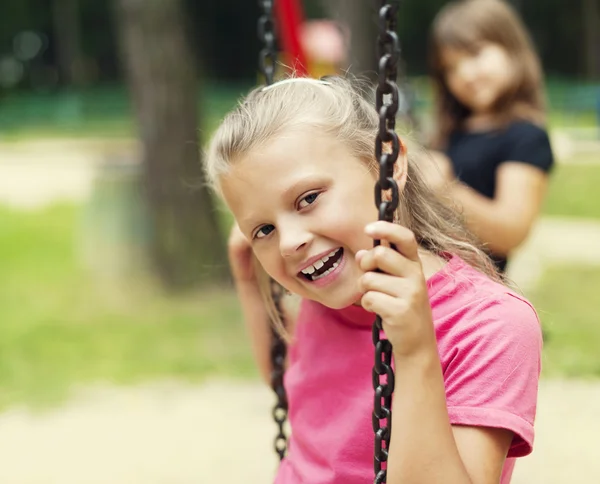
[{"xmin": 275, "ymin": 255, "xmax": 542, "ymax": 484}]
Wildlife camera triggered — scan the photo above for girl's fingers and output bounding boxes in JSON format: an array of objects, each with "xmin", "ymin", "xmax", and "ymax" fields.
[
  {"xmin": 359, "ymin": 270, "xmax": 410, "ymax": 298},
  {"xmin": 355, "ymin": 244, "xmax": 415, "ymax": 277},
  {"xmin": 360, "ymin": 290, "xmax": 406, "ymax": 322},
  {"xmin": 365, "ymin": 221, "xmax": 420, "ymax": 262}
]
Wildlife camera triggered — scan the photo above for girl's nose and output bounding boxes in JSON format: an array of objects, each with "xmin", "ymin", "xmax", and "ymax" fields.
[
  {"xmin": 279, "ymin": 223, "xmax": 313, "ymax": 258},
  {"xmin": 457, "ymin": 59, "xmax": 478, "ymax": 83}
]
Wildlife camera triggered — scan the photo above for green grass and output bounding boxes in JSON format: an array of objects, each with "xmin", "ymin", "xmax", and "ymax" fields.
[
  {"xmin": 1, "ymin": 199, "xmax": 600, "ymax": 412},
  {"xmin": 0, "ymin": 203, "xmax": 254, "ymax": 410},
  {"xmin": 531, "ymin": 265, "xmax": 600, "ymax": 378},
  {"xmin": 542, "ymin": 161, "xmax": 600, "ymax": 219}
]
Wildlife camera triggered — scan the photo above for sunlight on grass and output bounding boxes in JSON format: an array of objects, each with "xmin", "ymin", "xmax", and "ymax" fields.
[
  {"xmin": 542, "ymin": 162, "xmax": 600, "ymax": 219},
  {"xmin": 530, "ymin": 265, "xmax": 600, "ymax": 378},
  {"xmin": 0, "ymin": 204, "xmax": 254, "ymax": 410},
  {"xmin": 2, "ymin": 199, "xmax": 600, "ymax": 413}
]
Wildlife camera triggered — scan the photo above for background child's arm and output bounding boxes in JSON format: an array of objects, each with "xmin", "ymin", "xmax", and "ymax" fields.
[{"xmin": 445, "ymin": 162, "xmax": 549, "ymax": 256}]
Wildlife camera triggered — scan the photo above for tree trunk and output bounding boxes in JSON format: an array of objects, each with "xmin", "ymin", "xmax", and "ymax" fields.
[
  {"xmin": 509, "ymin": 0, "xmax": 523, "ymax": 13},
  {"xmin": 582, "ymin": 0, "xmax": 600, "ymax": 80},
  {"xmin": 321, "ymin": 0, "xmax": 378, "ymax": 79},
  {"xmin": 52, "ymin": 0, "xmax": 86, "ymax": 86},
  {"xmin": 114, "ymin": 0, "xmax": 229, "ymax": 288}
]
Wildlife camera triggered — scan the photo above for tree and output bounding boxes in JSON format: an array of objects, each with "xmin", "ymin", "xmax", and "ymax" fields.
[
  {"xmin": 52, "ymin": 0, "xmax": 86, "ymax": 85},
  {"xmin": 582, "ymin": 0, "xmax": 600, "ymax": 79},
  {"xmin": 114, "ymin": 0, "xmax": 229, "ymax": 288},
  {"xmin": 321, "ymin": 0, "xmax": 378, "ymax": 78}
]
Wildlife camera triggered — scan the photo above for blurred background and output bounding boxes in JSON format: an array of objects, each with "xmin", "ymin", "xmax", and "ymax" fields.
[{"xmin": 0, "ymin": 0, "xmax": 598, "ymax": 482}]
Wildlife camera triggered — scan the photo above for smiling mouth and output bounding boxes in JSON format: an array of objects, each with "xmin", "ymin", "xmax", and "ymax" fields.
[{"xmin": 299, "ymin": 248, "xmax": 344, "ymax": 282}]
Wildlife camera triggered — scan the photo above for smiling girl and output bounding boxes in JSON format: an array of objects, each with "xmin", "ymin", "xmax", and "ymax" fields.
[{"xmin": 206, "ymin": 76, "xmax": 542, "ymax": 484}]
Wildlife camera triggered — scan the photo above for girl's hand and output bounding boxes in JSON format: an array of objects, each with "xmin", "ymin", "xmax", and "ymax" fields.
[
  {"xmin": 356, "ymin": 221, "xmax": 436, "ymax": 358},
  {"xmin": 228, "ymin": 223, "xmax": 257, "ymax": 284}
]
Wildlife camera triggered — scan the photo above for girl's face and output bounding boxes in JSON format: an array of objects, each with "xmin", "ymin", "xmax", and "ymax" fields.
[
  {"xmin": 441, "ymin": 42, "xmax": 516, "ymax": 114},
  {"xmin": 221, "ymin": 130, "xmax": 382, "ymax": 309}
]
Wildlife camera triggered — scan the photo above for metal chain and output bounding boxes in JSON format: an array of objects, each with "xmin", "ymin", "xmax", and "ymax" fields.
[
  {"xmin": 258, "ymin": 0, "xmax": 289, "ymax": 462},
  {"xmin": 269, "ymin": 279, "xmax": 289, "ymax": 461},
  {"xmin": 258, "ymin": 0, "xmax": 278, "ymax": 85},
  {"xmin": 373, "ymin": 1, "xmax": 401, "ymax": 482}
]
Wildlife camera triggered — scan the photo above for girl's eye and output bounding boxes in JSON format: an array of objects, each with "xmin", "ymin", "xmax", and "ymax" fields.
[
  {"xmin": 298, "ymin": 192, "xmax": 319, "ymax": 209},
  {"xmin": 255, "ymin": 224, "xmax": 275, "ymax": 239}
]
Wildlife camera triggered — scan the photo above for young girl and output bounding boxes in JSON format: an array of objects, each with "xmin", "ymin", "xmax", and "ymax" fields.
[
  {"xmin": 205, "ymin": 76, "xmax": 542, "ymax": 484},
  {"xmin": 426, "ymin": 0, "xmax": 555, "ymax": 272}
]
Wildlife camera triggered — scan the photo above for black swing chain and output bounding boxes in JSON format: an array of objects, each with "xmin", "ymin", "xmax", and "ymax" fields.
[
  {"xmin": 258, "ymin": 0, "xmax": 289, "ymax": 462},
  {"xmin": 258, "ymin": 0, "xmax": 277, "ymax": 85},
  {"xmin": 269, "ymin": 279, "xmax": 289, "ymax": 461},
  {"xmin": 373, "ymin": 1, "xmax": 401, "ymax": 483}
]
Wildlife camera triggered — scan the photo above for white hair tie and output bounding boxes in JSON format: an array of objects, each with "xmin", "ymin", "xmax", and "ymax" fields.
[{"xmin": 261, "ymin": 78, "xmax": 332, "ymax": 92}]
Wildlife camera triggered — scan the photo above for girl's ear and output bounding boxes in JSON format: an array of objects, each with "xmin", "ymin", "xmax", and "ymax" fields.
[{"xmin": 392, "ymin": 138, "xmax": 408, "ymax": 192}]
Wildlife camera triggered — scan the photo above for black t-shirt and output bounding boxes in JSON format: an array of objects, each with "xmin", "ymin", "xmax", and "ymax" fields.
[{"xmin": 445, "ymin": 121, "xmax": 554, "ymax": 272}]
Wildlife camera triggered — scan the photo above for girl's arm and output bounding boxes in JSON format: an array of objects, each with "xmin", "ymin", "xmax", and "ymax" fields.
[
  {"xmin": 228, "ymin": 223, "xmax": 298, "ymax": 386},
  {"xmin": 235, "ymin": 279, "xmax": 298, "ymax": 386},
  {"xmin": 235, "ymin": 279, "xmax": 275, "ymax": 385},
  {"xmin": 358, "ymin": 222, "xmax": 540, "ymax": 484},
  {"xmin": 387, "ymin": 348, "xmax": 513, "ymax": 484},
  {"xmin": 445, "ymin": 162, "xmax": 549, "ymax": 256}
]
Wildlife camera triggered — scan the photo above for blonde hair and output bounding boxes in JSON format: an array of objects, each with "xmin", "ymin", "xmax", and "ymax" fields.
[
  {"xmin": 429, "ymin": 0, "xmax": 546, "ymax": 148},
  {"xmin": 205, "ymin": 75, "xmax": 501, "ymax": 333}
]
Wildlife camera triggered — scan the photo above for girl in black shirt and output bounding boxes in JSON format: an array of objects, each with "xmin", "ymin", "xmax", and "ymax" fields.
[{"xmin": 423, "ymin": 0, "xmax": 555, "ymax": 272}]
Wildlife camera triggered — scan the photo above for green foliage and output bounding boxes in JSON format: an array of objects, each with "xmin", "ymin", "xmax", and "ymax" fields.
[
  {"xmin": 0, "ymin": 83, "xmax": 253, "ymax": 140},
  {"xmin": 0, "ymin": 0, "xmax": 595, "ymax": 92}
]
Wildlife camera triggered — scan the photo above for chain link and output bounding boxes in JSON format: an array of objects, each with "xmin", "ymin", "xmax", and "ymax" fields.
[
  {"xmin": 258, "ymin": 0, "xmax": 278, "ymax": 85},
  {"xmin": 258, "ymin": 0, "xmax": 289, "ymax": 462},
  {"xmin": 373, "ymin": 1, "xmax": 401, "ymax": 482}
]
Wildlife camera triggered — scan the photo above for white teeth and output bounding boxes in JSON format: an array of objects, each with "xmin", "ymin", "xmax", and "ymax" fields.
[
  {"xmin": 300, "ymin": 248, "xmax": 342, "ymax": 277},
  {"xmin": 303, "ymin": 265, "xmax": 316, "ymax": 275},
  {"xmin": 312, "ymin": 268, "xmax": 330, "ymax": 281}
]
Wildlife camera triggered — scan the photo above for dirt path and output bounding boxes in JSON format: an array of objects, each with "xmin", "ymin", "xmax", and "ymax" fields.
[
  {"xmin": 0, "ymin": 378, "xmax": 597, "ymax": 483},
  {"xmin": 506, "ymin": 217, "xmax": 600, "ymax": 292},
  {"xmin": 0, "ymin": 138, "xmax": 136, "ymax": 210}
]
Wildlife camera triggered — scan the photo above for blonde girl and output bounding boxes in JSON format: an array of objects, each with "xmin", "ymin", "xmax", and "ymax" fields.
[{"xmin": 206, "ymin": 76, "xmax": 542, "ymax": 483}]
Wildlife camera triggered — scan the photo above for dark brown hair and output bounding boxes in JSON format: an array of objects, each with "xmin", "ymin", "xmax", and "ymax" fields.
[{"xmin": 429, "ymin": 0, "xmax": 546, "ymax": 148}]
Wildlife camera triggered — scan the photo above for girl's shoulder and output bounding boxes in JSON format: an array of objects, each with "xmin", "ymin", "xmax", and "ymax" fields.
[
  {"xmin": 499, "ymin": 120, "xmax": 554, "ymax": 169},
  {"xmin": 503, "ymin": 120, "xmax": 549, "ymax": 139},
  {"xmin": 435, "ymin": 260, "xmax": 542, "ymax": 460},
  {"xmin": 430, "ymin": 256, "xmax": 542, "ymax": 343},
  {"xmin": 455, "ymin": 120, "xmax": 549, "ymax": 139}
]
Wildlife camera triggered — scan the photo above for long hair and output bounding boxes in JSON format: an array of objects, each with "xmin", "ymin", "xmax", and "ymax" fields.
[
  {"xmin": 205, "ymin": 75, "xmax": 501, "ymax": 333},
  {"xmin": 429, "ymin": 0, "xmax": 546, "ymax": 148}
]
